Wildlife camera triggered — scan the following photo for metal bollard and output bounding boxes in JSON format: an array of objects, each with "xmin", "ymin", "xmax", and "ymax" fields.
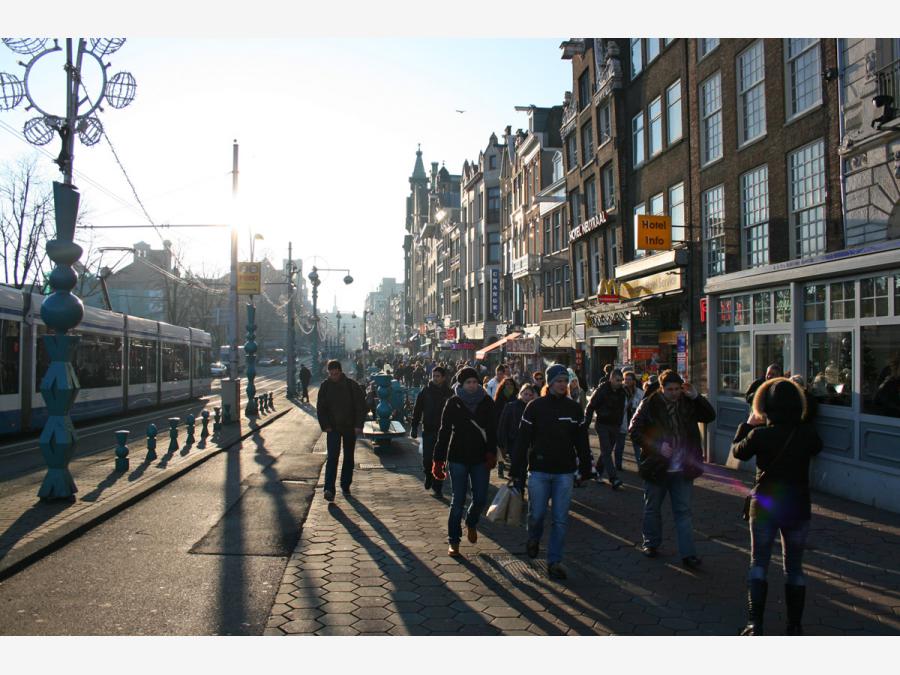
[
  {"xmin": 185, "ymin": 413, "xmax": 196, "ymax": 445},
  {"xmin": 146, "ymin": 423, "xmax": 158, "ymax": 462},
  {"xmin": 213, "ymin": 407, "xmax": 221, "ymax": 432},
  {"xmin": 258, "ymin": 394, "xmax": 266, "ymax": 413},
  {"xmin": 200, "ymin": 410, "xmax": 210, "ymax": 438},
  {"xmin": 223, "ymin": 404, "xmax": 232, "ymax": 424},
  {"xmin": 268, "ymin": 392, "xmax": 274, "ymax": 410},
  {"xmin": 168, "ymin": 417, "xmax": 180, "ymax": 453},
  {"xmin": 114, "ymin": 430, "xmax": 130, "ymax": 472}
]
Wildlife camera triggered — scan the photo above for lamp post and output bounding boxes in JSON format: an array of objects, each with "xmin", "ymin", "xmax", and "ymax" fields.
[
  {"xmin": 286, "ymin": 242, "xmax": 297, "ymax": 398},
  {"xmin": 307, "ymin": 266, "xmax": 353, "ymax": 375},
  {"xmin": 0, "ymin": 38, "xmax": 135, "ymax": 500},
  {"xmin": 244, "ymin": 232, "xmax": 264, "ymax": 416},
  {"xmin": 336, "ymin": 310, "xmax": 342, "ymax": 358}
]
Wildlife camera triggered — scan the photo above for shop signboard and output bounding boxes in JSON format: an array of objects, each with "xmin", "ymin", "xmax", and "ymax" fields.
[
  {"xmin": 574, "ymin": 323, "xmax": 586, "ymax": 341},
  {"xmin": 237, "ymin": 262, "xmax": 261, "ymax": 295},
  {"xmin": 632, "ymin": 346, "xmax": 659, "ymax": 361},
  {"xmin": 634, "ymin": 214, "xmax": 672, "ymax": 251},
  {"xmin": 450, "ymin": 342, "xmax": 477, "ymax": 350},
  {"xmin": 506, "ymin": 337, "xmax": 539, "ymax": 354},
  {"xmin": 677, "ymin": 332, "xmax": 688, "ymax": 376},
  {"xmin": 596, "ymin": 278, "xmax": 621, "ymax": 304},
  {"xmin": 569, "ymin": 211, "xmax": 610, "ymax": 243},
  {"xmin": 445, "ymin": 327, "xmax": 457, "ymax": 340},
  {"xmin": 631, "ymin": 316, "xmax": 660, "ymax": 347},
  {"xmin": 490, "ymin": 268, "xmax": 500, "ymax": 316}
]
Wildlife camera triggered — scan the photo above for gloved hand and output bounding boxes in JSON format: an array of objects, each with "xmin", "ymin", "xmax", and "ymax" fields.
[
  {"xmin": 485, "ymin": 452, "xmax": 497, "ymax": 470},
  {"xmin": 432, "ymin": 461, "xmax": 447, "ymax": 481},
  {"xmin": 410, "ymin": 426, "xmax": 418, "ymax": 439}
]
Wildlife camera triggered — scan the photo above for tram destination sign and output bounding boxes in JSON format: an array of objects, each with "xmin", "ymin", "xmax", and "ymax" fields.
[{"xmin": 237, "ymin": 262, "xmax": 261, "ymax": 295}]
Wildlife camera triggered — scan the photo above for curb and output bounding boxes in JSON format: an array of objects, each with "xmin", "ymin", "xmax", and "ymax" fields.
[{"xmin": 0, "ymin": 404, "xmax": 294, "ymax": 581}]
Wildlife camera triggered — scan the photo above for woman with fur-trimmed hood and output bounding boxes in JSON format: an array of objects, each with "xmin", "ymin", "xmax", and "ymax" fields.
[{"xmin": 731, "ymin": 377, "xmax": 823, "ymax": 637}]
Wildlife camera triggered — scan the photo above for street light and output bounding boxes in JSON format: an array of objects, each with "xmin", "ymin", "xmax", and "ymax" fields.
[
  {"xmin": 307, "ymin": 265, "xmax": 353, "ymax": 373},
  {"xmin": 244, "ymin": 230, "xmax": 265, "ymax": 416},
  {"xmin": 1, "ymin": 38, "xmax": 135, "ymax": 500}
]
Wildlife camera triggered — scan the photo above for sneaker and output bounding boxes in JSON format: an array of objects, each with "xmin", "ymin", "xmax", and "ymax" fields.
[
  {"xmin": 682, "ymin": 555, "xmax": 703, "ymax": 569},
  {"xmin": 324, "ymin": 490, "xmax": 335, "ymax": 502},
  {"xmin": 548, "ymin": 562, "xmax": 568, "ymax": 580},
  {"xmin": 466, "ymin": 525, "xmax": 478, "ymax": 544},
  {"xmin": 640, "ymin": 545, "xmax": 658, "ymax": 558},
  {"xmin": 526, "ymin": 540, "xmax": 539, "ymax": 559},
  {"xmin": 611, "ymin": 479, "xmax": 624, "ymax": 490},
  {"xmin": 424, "ymin": 474, "xmax": 433, "ymax": 490},
  {"xmin": 448, "ymin": 543, "xmax": 461, "ymax": 557}
]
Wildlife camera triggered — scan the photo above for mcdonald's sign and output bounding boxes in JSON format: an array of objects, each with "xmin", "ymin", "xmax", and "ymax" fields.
[{"xmin": 596, "ymin": 279, "xmax": 621, "ymax": 304}]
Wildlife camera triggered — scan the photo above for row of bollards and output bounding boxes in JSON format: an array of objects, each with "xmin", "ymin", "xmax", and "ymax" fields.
[{"xmin": 252, "ymin": 392, "xmax": 275, "ymax": 415}]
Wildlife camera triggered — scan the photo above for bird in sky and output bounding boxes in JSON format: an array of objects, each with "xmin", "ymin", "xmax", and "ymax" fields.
[{"xmin": 455, "ymin": 109, "xmax": 466, "ymax": 114}]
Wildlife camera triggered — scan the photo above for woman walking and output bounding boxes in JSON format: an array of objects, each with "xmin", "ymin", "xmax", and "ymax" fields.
[
  {"xmin": 498, "ymin": 383, "xmax": 536, "ymax": 474},
  {"xmin": 432, "ymin": 367, "xmax": 498, "ymax": 557},
  {"xmin": 731, "ymin": 377, "xmax": 823, "ymax": 635},
  {"xmin": 568, "ymin": 378, "xmax": 587, "ymax": 413}
]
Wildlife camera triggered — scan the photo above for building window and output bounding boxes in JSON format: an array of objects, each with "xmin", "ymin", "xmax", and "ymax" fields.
[
  {"xmin": 564, "ymin": 265, "xmax": 572, "ymax": 306},
  {"xmin": 569, "ymin": 189, "xmax": 582, "ymax": 226},
  {"xmin": 719, "ymin": 332, "xmax": 751, "ymax": 395},
  {"xmin": 703, "ymin": 184, "xmax": 725, "ymax": 277},
  {"xmin": 862, "ymin": 325, "xmax": 900, "ymax": 417},
  {"xmin": 698, "ymin": 38, "xmax": 719, "ymax": 59},
  {"xmin": 601, "ymin": 163, "xmax": 615, "ymax": 211},
  {"xmin": 861, "ymin": 275, "xmax": 890, "ymax": 317},
  {"xmin": 650, "ymin": 192, "xmax": 664, "ymax": 216},
  {"xmin": 554, "ymin": 266, "xmax": 564, "ymax": 309},
  {"xmin": 647, "ymin": 38, "xmax": 660, "ymax": 63},
  {"xmin": 775, "ymin": 289, "xmax": 792, "ymax": 323},
  {"xmin": 734, "ymin": 295, "xmax": 752, "ymax": 326},
  {"xmin": 753, "ymin": 291, "xmax": 771, "ymax": 324},
  {"xmin": 631, "ymin": 38, "xmax": 643, "ymax": 78},
  {"xmin": 669, "ymin": 182, "xmax": 685, "ymax": 242},
  {"xmin": 566, "ymin": 133, "xmax": 578, "ymax": 171},
  {"xmin": 807, "ymin": 331, "xmax": 852, "ymax": 407},
  {"xmin": 489, "ymin": 155, "xmax": 496, "ymax": 170},
  {"xmin": 741, "ymin": 165, "xmax": 769, "ymax": 268},
  {"xmin": 544, "ymin": 271, "xmax": 553, "ymax": 310},
  {"xmin": 598, "ymin": 103, "xmax": 611, "ymax": 145},
  {"xmin": 573, "ymin": 243, "xmax": 585, "ymax": 298},
  {"xmin": 581, "ymin": 120, "xmax": 594, "ymax": 161},
  {"xmin": 718, "ymin": 298, "xmax": 733, "ymax": 326},
  {"xmin": 552, "ymin": 210, "xmax": 562, "ymax": 252},
  {"xmin": 737, "ymin": 40, "xmax": 766, "ymax": 144},
  {"xmin": 789, "ymin": 138, "xmax": 826, "ymax": 259},
  {"xmin": 488, "ymin": 231, "xmax": 501, "ymax": 264},
  {"xmin": 700, "ymin": 72, "xmax": 723, "ymax": 165},
  {"xmin": 804, "ymin": 283, "xmax": 826, "ymax": 321},
  {"xmin": 648, "ymin": 96, "xmax": 663, "ymax": 157},
  {"xmin": 786, "ymin": 39, "xmax": 822, "ymax": 118},
  {"xmin": 585, "ymin": 178, "xmax": 597, "ymax": 220},
  {"xmin": 552, "ymin": 152, "xmax": 563, "ymax": 182},
  {"xmin": 606, "ymin": 226, "xmax": 617, "ymax": 278},
  {"xmin": 589, "ymin": 235, "xmax": 601, "ymax": 292},
  {"xmin": 830, "ymin": 281, "xmax": 855, "ymax": 320},
  {"xmin": 756, "ymin": 334, "xmax": 791, "ymax": 378},
  {"xmin": 487, "ymin": 186, "xmax": 501, "ymax": 223},
  {"xmin": 543, "ymin": 217, "xmax": 551, "ymax": 255},
  {"xmin": 632, "ymin": 111, "xmax": 645, "ymax": 168},
  {"xmin": 633, "ymin": 201, "xmax": 646, "ymax": 260},
  {"xmin": 666, "ymin": 79, "xmax": 682, "ymax": 144},
  {"xmin": 578, "ymin": 70, "xmax": 591, "ymax": 110}
]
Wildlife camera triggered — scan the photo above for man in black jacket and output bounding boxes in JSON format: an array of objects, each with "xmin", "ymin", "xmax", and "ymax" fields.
[
  {"xmin": 411, "ymin": 366, "xmax": 452, "ymax": 496},
  {"xmin": 629, "ymin": 370, "xmax": 716, "ymax": 568},
  {"xmin": 316, "ymin": 359, "xmax": 367, "ymax": 502},
  {"xmin": 299, "ymin": 363, "xmax": 312, "ymax": 403},
  {"xmin": 745, "ymin": 363, "xmax": 782, "ymax": 405},
  {"xmin": 510, "ymin": 364, "xmax": 593, "ymax": 580},
  {"xmin": 584, "ymin": 368, "xmax": 627, "ymax": 489}
]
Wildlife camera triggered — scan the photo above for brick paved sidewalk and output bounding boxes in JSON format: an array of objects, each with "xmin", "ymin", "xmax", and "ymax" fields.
[
  {"xmin": 0, "ymin": 390, "xmax": 296, "ymax": 578},
  {"xmin": 267, "ymin": 432, "xmax": 900, "ymax": 636}
]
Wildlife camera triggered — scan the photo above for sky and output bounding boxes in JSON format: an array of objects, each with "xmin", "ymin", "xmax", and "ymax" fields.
[{"xmin": 0, "ymin": 37, "xmax": 572, "ymax": 314}]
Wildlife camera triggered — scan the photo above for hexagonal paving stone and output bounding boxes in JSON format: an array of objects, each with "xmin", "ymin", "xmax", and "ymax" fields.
[
  {"xmin": 420, "ymin": 605, "xmax": 457, "ymax": 619},
  {"xmin": 353, "ymin": 596, "xmax": 391, "ymax": 608},
  {"xmin": 352, "ymin": 619, "xmax": 395, "ymax": 633},
  {"xmin": 317, "ymin": 613, "xmax": 359, "ymax": 627},
  {"xmin": 287, "ymin": 596, "xmax": 326, "ymax": 609},
  {"xmin": 315, "ymin": 625, "xmax": 360, "ymax": 636},
  {"xmin": 490, "ymin": 616, "xmax": 531, "ymax": 631},
  {"xmin": 263, "ymin": 628, "xmax": 284, "ymax": 636},
  {"xmin": 483, "ymin": 605, "xmax": 520, "ymax": 619},
  {"xmin": 280, "ymin": 619, "xmax": 323, "ymax": 634},
  {"xmin": 319, "ymin": 602, "xmax": 358, "ymax": 614},
  {"xmin": 389, "ymin": 590, "xmax": 421, "ymax": 602},
  {"xmin": 284, "ymin": 607, "xmax": 324, "ymax": 622},
  {"xmin": 422, "ymin": 618, "xmax": 463, "ymax": 633},
  {"xmin": 354, "ymin": 576, "xmax": 388, "ymax": 587},
  {"xmin": 387, "ymin": 612, "xmax": 426, "ymax": 626},
  {"xmin": 323, "ymin": 582, "xmax": 359, "ymax": 593},
  {"xmin": 352, "ymin": 606, "xmax": 392, "ymax": 620},
  {"xmin": 387, "ymin": 624, "xmax": 432, "ymax": 636},
  {"xmin": 355, "ymin": 586, "xmax": 389, "ymax": 598},
  {"xmin": 326, "ymin": 565, "xmax": 356, "ymax": 574}
]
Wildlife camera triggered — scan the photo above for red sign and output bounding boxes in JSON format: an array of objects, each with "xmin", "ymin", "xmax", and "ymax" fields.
[
  {"xmin": 632, "ymin": 347, "xmax": 659, "ymax": 361},
  {"xmin": 699, "ymin": 298, "xmax": 707, "ymax": 323},
  {"xmin": 445, "ymin": 327, "xmax": 457, "ymax": 340},
  {"xmin": 575, "ymin": 349, "xmax": 584, "ymax": 371},
  {"xmin": 597, "ymin": 294, "xmax": 620, "ymax": 304},
  {"xmin": 450, "ymin": 342, "xmax": 477, "ymax": 350}
]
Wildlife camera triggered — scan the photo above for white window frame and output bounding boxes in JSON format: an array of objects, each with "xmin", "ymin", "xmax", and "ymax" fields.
[
  {"xmin": 589, "ymin": 235, "xmax": 601, "ymax": 292},
  {"xmin": 669, "ymin": 182, "xmax": 685, "ymax": 243},
  {"xmin": 606, "ymin": 225, "xmax": 618, "ymax": 278},
  {"xmin": 630, "ymin": 38, "xmax": 643, "ymax": 79},
  {"xmin": 647, "ymin": 38, "xmax": 660, "ymax": 63},
  {"xmin": 789, "ymin": 138, "xmax": 827, "ymax": 259},
  {"xmin": 702, "ymin": 184, "xmax": 726, "ymax": 278},
  {"xmin": 700, "ymin": 72, "xmax": 723, "ymax": 166},
  {"xmin": 741, "ymin": 165, "xmax": 770, "ymax": 269},
  {"xmin": 648, "ymin": 96, "xmax": 663, "ymax": 157},
  {"xmin": 698, "ymin": 38, "xmax": 720, "ymax": 60},
  {"xmin": 601, "ymin": 163, "xmax": 615, "ymax": 211},
  {"xmin": 632, "ymin": 111, "xmax": 645, "ymax": 168},
  {"xmin": 785, "ymin": 38, "xmax": 823, "ymax": 120},
  {"xmin": 666, "ymin": 79, "xmax": 682, "ymax": 144},
  {"xmin": 737, "ymin": 40, "xmax": 766, "ymax": 145},
  {"xmin": 633, "ymin": 201, "xmax": 646, "ymax": 259},
  {"xmin": 598, "ymin": 103, "xmax": 611, "ymax": 146}
]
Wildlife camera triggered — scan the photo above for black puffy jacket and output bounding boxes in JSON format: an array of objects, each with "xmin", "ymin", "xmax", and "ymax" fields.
[
  {"xmin": 584, "ymin": 382, "xmax": 627, "ymax": 428},
  {"xmin": 411, "ymin": 381, "xmax": 452, "ymax": 433},
  {"xmin": 433, "ymin": 394, "xmax": 497, "ymax": 466},
  {"xmin": 510, "ymin": 393, "xmax": 593, "ymax": 477},
  {"xmin": 497, "ymin": 398, "xmax": 527, "ymax": 451}
]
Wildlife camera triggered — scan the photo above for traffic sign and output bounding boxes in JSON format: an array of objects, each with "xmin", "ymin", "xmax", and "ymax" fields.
[{"xmin": 237, "ymin": 262, "xmax": 261, "ymax": 295}]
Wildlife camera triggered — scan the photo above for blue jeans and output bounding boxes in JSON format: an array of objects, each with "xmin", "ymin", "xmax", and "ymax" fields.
[
  {"xmin": 325, "ymin": 430, "xmax": 356, "ymax": 492},
  {"xmin": 749, "ymin": 518, "xmax": 810, "ymax": 585},
  {"xmin": 595, "ymin": 425, "xmax": 621, "ymax": 481},
  {"xmin": 642, "ymin": 472, "xmax": 696, "ymax": 558},
  {"xmin": 447, "ymin": 461, "xmax": 489, "ymax": 544},
  {"xmin": 527, "ymin": 471, "xmax": 575, "ymax": 564}
]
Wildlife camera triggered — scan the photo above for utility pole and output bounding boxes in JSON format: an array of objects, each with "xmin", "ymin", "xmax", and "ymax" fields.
[
  {"xmin": 229, "ymin": 140, "xmax": 240, "ymax": 380},
  {"xmin": 286, "ymin": 241, "xmax": 297, "ymax": 397}
]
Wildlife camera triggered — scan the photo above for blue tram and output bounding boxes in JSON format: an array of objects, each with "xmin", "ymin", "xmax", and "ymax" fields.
[{"xmin": 0, "ymin": 287, "xmax": 213, "ymax": 435}]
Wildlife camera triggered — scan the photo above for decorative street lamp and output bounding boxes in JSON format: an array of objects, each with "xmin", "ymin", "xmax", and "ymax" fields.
[
  {"xmin": 245, "ymin": 232, "xmax": 265, "ymax": 416},
  {"xmin": 0, "ymin": 38, "xmax": 135, "ymax": 500},
  {"xmin": 307, "ymin": 266, "xmax": 353, "ymax": 374}
]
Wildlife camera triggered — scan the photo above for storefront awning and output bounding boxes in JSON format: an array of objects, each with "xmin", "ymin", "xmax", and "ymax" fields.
[{"xmin": 475, "ymin": 332, "xmax": 522, "ymax": 361}]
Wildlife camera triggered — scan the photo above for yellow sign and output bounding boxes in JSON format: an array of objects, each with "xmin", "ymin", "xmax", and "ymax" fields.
[
  {"xmin": 635, "ymin": 214, "xmax": 672, "ymax": 250},
  {"xmin": 237, "ymin": 262, "xmax": 261, "ymax": 295}
]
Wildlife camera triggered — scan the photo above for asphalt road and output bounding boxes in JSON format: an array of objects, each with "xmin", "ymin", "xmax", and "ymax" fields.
[
  {"xmin": 0, "ymin": 399, "xmax": 326, "ymax": 635},
  {"xmin": 0, "ymin": 367, "xmax": 290, "ymax": 481}
]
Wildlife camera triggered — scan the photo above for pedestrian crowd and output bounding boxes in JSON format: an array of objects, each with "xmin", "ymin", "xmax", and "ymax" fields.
[{"xmin": 314, "ymin": 354, "xmax": 823, "ymax": 636}]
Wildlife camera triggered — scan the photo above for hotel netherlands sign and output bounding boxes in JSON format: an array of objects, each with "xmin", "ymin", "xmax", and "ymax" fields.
[{"xmin": 569, "ymin": 211, "xmax": 610, "ymax": 243}]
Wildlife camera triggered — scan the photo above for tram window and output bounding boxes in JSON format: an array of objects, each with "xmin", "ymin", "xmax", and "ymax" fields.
[
  {"xmin": 0, "ymin": 319, "xmax": 20, "ymax": 395},
  {"xmin": 129, "ymin": 338, "xmax": 158, "ymax": 385},
  {"xmin": 162, "ymin": 342, "xmax": 189, "ymax": 382},
  {"xmin": 192, "ymin": 346, "xmax": 211, "ymax": 378},
  {"xmin": 35, "ymin": 327, "xmax": 122, "ymax": 390}
]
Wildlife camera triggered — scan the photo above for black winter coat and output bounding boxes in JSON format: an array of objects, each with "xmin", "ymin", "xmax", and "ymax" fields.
[
  {"xmin": 731, "ymin": 422, "xmax": 822, "ymax": 525},
  {"xmin": 628, "ymin": 391, "xmax": 716, "ymax": 483},
  {"xmin": 584, "ymin": 382, "xmax": 627, "ymax": 428},
  {"xmin": 411, "ymin": 381, "xmax": 452, "ymax": 433},
  {"xmin": 497, "ymin": 398, "xmax": 527, "ymax": 451},
  {"xmin": 316, "ymin": 375, "xmax": 366, "ymax": 432},
  {"xmin": 433, "ymin": 394, "xmax": 497, "ymax": 466},
  {"xmin": 511, "ymin": 393, "xmax": 593, "ymax": 477}
]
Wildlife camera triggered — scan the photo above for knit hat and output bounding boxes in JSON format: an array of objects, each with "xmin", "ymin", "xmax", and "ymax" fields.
[
  {"xmin": 545, "ymin": 364, "xmax": 569, "ymax": 384},
  {"xmin": 457, "ymin": 367, "xmax": 479, "ymax": 384}
]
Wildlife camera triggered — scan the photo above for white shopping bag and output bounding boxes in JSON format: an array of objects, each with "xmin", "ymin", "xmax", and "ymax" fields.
[
  {"xmin": 505, "ymin": 486, "xmax": 525, "ymax": 526},
  {"xmin": 486, "ymin": 484, "xmax": 511, "ymax": 523},
  {"xmin": 418, "ymin": 437, "xmax": 423, "ymax": 456}
]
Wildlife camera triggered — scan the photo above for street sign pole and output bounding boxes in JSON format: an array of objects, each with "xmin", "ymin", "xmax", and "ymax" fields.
[{"xmin": 286, "ymin": 241, "xmax": 297, "ymax": 397}]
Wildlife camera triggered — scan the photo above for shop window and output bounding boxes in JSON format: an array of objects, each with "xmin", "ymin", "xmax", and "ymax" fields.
[
  {"xmin": 719, "ymin": 332, "xmax": 751, "ymax": 395},
  {"xmin": 774, "ymin": 289, "xmax": 792, "ymax": 323},
  {"xmin": 734, "ymin": 295, "xmax": 751, "ymax": 326},
  {"xmin": 0, "ymin": 319, "xmax": 20, "ymax": 395},
  {"xmin": 718, "ymin": 298, "xmax": 733, "ymax": 326},
  {"xmin": 753, "ymin": 291, "xmax": 771, "ymax": 324},
  {"xmin": 755, "ymin": 334, "xmax": 791, "ymax": 379},
  {"xmin": 830, "ymin": 281, "xmax": 855, "ymax": 320},
  {"xmin": 804, "ymin": 283, "xmax": 826, "ymax": 321},
  {"xmin": 861, "ymin": 325, "xmax": 900, "ymax": 417},
  {"xmin": 861, "ymin": 276, "xmax": 889, "ymax": 317},
  {"xmin": 806, "ymin": 331, "xmax": 852, "ymax": 407}
]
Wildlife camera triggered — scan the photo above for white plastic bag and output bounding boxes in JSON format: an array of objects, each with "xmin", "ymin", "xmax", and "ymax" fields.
[
  {"xmin": 505, "ymin": 486, "xmax": 525, "ymax": 525},
  {"xmin": 486, "ymin": 484, "xmax": 511, "ymax": 523}
]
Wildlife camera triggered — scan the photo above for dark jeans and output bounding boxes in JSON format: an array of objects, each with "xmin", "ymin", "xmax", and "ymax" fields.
[
  {"xmin": 300, "ymin": 381, "xmax": 309, "ymax": 401},
  {"xmin": 642, "ymin": 472, "xmax": 696, "ymax": 557},
  {"xmin": 749, "ymin": 518, "xmax": 810, "ymax": 585},
  {"xmin": 421, "ymin": 430, "xmax": 443, "ymax": 492},
  {"xmin": 595, "ymin": 425, "xmax": 621, "ymax": 481},
  {"xmin": 447, "ymin": 461, "xmax": 489, "ymax": 544},
  {"xmin": 325, "ymin": 430, "xmax": 356, "ymax": 492}
]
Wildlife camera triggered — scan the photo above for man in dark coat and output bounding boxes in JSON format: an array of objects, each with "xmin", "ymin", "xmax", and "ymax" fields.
[
  {"xmin": 745, "ymin": 363, "xmax": 782, "ymax": 405},
  {"xmin": 316, "ymin": 359, "xmax": 366, "ymax": 502},
  {"xmin": 299, "ymin": 363, "xmax": 312, "ymax": 403},
  {"xmin": 411, "ymin": 366, "xmax": 452, "ymax": 496},
  {"xmin": 584, "ymin": 368, "xmax": 627, "ymax": 489},
  {"xmin": 629, "ymin": 370, "xmax": 716, "ymax": 568}
]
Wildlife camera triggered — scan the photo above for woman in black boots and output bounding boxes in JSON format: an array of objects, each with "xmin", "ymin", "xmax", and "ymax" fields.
[{"xmin": 731, "ymin": 377, "xmax": 822, "ymax": 635}]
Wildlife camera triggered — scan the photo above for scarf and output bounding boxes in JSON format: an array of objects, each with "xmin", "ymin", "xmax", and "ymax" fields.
[
  {"xmin": 456, "ymin": 384, "xmax": 486, "ymax": 414},
  {"xmin": 664, "ymin": 397, "xmax": 687, "ymax": 471}
]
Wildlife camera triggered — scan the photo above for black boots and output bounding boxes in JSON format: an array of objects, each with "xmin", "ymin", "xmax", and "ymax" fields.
[
  {"xmin": 740, "ymin": 579, "xmax": 768, "ymax": 635},
  {"xmin": 785, "ymin": 584, "xmax": 806, "ymax": 635}
]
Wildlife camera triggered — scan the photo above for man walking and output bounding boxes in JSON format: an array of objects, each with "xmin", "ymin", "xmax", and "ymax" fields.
[
  {"xmin": 315, "ymin": 359, "xmax": 366, "ymax": 502},
  {"xmin": 510, "ymin": 364, "xmax": 593, "ymax": 580},
  {"xmin": 299, "ymin": 363, "xmax": 312, "ymax": 403},
  {"xmin": 584, "ymin": 368, "xmax": 627, "ymax": 489},
  {"xmin": 411, "ymin": 366, "xmax": 452, "ymax": 497},
  {"xmin": 629, "ymin": 370, "xmax": 716, "ymax": 568}
]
